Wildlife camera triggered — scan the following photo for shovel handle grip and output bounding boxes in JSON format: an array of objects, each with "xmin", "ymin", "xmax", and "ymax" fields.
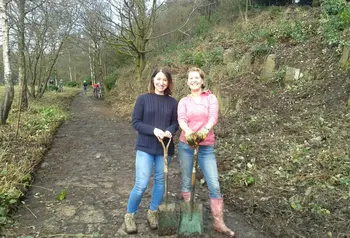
[
  {"xmin": 158, "ymin": 137, "xmax": 171, "ymax": 152},
  {"xmin": 158, "ymin": 138, "xmax": 171, "ymax": 172}
]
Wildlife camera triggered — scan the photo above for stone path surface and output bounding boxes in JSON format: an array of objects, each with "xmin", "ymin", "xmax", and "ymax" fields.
[{"xmin": 2, "ymin": 94, "xmax": 269, "ymax": 238}]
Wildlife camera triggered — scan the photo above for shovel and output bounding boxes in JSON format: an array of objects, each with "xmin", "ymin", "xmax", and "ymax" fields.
[
  {"xmin": 178, "ymin": 143, "xmax": 204, "ymax": 236},
  {"xmin": 158, "ymin": 137, "xmax": 178, "ymax": 236}
]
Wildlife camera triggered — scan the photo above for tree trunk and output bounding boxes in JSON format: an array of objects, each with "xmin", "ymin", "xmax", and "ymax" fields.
[
  {"xmin": 38, "ymin": 40, "xmax": 65, "ymax": 98},
  {"xmin": 74, "ymin": 66, "xmax": 77, "ymax": 81},
  {"xmin": 68, "ymin": 49, "xmax": 73, "ymax": 81},
  {"xmin": 29, "ymin": 47, "xmax": 45, "ymax": 99},
  {"xmin": 245, "ymin": 0, "xmax": 249, "ymax": 22},
  {"xmin": 17, "ymin": 0, "xmax": 28, "ymax": 110},
  {"xmin": 0, "ymin": 0, "xmax": 14, "ymax": 125},
  {"xmin": 89, "ymin": 39, "xmax": 96, "ymax": 84},
  {"xmin": 99, "ymin": 50, "xmax": 103, "ymax": 82},
  {"xmin": 136, "ymin": 52, "xmax": 146, "ymax": 82}
]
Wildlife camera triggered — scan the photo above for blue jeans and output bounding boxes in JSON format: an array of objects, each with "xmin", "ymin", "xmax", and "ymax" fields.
[
  {"xmin": 127, "ymin": 150, "xmax": 171, "ymax": 213},
  {"xmin": 178, "ymin": 142, "xmax": 222, "ymax": 199}
]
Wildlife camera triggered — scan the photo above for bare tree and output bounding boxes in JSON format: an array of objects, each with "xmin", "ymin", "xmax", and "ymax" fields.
[
  {"xmin": 16, "ymin": 0, "xmax": 28, "ymax": 109},
  {"xmin": 88, "ymin": 38, "xmax": 96, "ymax": 84},
  {"xmin": 25, "ymin": 0, "xmax": 79, "ymax": 98},
  {"xmin": 56, "ymin": 33, "xmax": 92, "ymax": 85},
  {"xmin": 80, "ymin": 1, "xmax": 118, "ymax": 85},
  {"xmin": 67, "ymin": 49, "xmax": 73, "ymax": 81},
  {"xmin": 83, "ymin": 7, "xmax": 102, "ymax": 85},
  {"xmin": 8, "ymin": 0, "xmax": 47, "ymax": 109},
  {"xmin": 0, "ymin": 0, "xmax": 14, "ymax": 125},
  {"xmin": 94, "ymin": 0, "xmax": 159, "ymax": 82},
  {"xmin": 198, "ymin": 0, "xmax": 219, "ymax": 22},
  {"xmin": 96, "ymin": 0, "xmax": 208, "ymax": 81}
]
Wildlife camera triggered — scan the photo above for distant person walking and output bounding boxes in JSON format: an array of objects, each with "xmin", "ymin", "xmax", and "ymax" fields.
[
  {"xmin": 83, "ymin": 80, "xmax": 87, "ymax": 95},
  {"xmin": 92, "ymin": 82, "xmax": 100, "ymax": 98},
  {"xmin": 124, "ymin": 68, "xmax": 178, "ymax": 234},
  {"xmin": 58, "ymin": 79, "xmax": 63, "ymax": 92}
]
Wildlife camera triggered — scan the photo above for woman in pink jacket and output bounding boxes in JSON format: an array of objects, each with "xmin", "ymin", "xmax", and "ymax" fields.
[{"xmin": 177, "ymin": 67, "xmax": 236, "ymax": 237}]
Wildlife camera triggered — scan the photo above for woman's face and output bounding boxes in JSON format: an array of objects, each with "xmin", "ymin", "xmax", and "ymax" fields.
[
  {"xmin": 187, "ymin": 71, "xmax": 203, "ymax": 91},
  {"xmin": 153, "ymin": 71, "xmax": 168, "ymax": 95}
]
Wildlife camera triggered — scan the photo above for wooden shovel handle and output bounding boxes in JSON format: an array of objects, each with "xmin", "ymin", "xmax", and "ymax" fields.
[
  {"xmin": 190, "ymin": 146, "xmax": 199, "ymax": 219},
  {"xmin": 158, "ymin": 138, "xmax": 171, "ymax": 206},
  {"xmin": 158, "ymin": 138, "xmax": 171, "ymax": 170},
  {"xmin": 158, "ymin": 137, "xmax": 171, "ymax": 152}
]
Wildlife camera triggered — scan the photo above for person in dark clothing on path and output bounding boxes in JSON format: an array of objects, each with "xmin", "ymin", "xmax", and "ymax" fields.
[
  {"xmin": 124, "ymin": 68, "xmax": 178, "ymax": 234},
  {"xmin": 83, "ymin": 80, "xmax": 87, "ymax": 95}
]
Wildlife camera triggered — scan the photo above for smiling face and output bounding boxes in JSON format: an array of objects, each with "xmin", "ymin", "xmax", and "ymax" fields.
[
  {"xmin": 153, "ymin": 71, "xmax": 169, "ymax": 95},
  {"xmin": 187, "ymin": 71, "xmax": 204, "ymax": 92}
]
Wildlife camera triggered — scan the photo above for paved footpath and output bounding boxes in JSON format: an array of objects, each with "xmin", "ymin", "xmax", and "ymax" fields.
[{"xmin": 1, "ymin": 94, "xmax": 269, "ymax": 238}]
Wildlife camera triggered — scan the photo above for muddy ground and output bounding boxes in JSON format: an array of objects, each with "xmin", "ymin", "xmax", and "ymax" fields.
[{"xmin": 2, "ymin": 94, "xmax": 269, "ymax": 238}]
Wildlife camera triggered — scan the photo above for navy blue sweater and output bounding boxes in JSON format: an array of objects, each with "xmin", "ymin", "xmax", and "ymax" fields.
[{"xmin": 132, "ymin": 93, "xmax": 178, "ymax": 155}]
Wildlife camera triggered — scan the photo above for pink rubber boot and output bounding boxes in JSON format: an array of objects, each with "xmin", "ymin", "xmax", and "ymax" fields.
[{"xmin": 210, "ymin": 198, "xmax": 236, "ymax": 237}]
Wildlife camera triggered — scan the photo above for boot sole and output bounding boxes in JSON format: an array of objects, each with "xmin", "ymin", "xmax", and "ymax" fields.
[
  {"xmin": 148, "ymin": 220, "xmax": 158, "ymax": 230},
  {"xmin": 148, "ymin": 222, "xmax": 158, "ymax": 230},
  {"xmin": 126, "ymin": 229, "xmax": 138, "ymax": 234},
  {"xmin": 214, "ymin": 228, "xmax": 237, "ymax": 238}
]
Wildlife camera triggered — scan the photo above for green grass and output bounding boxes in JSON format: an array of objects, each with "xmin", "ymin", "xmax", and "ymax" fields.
[{"xmin": 0, "ymin": 86, "xmax": 79, "ymax": 226}]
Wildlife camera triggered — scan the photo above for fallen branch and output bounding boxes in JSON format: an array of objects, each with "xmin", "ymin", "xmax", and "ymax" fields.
[{"xmin": 21, "ymin": 201, "xmax": 37, "ymax": 219}]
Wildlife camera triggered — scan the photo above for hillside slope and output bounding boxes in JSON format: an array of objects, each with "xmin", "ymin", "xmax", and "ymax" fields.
[{"xmin": 108, "ymin": 5, "xmax": 350, "ymax": 237}]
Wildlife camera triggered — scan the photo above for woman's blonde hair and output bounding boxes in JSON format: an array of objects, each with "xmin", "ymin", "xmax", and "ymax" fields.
[{"xmin": 187, "ymin": 67, "xmax": 205, "ymax": 89}]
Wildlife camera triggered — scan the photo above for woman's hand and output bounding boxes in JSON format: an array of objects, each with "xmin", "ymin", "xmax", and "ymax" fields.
[
  {"xmin": 184, "ymin": 130, "xmax": 197, "ymax": 148},
  {"xmin": 154, "ymin": 128, "xmax": 165, "ymax": 139},
  {"xmin": 184, "ymin": 129, "xmax": 193, "ymax": 137},
  {"xmin": 197, "ymin": 127, "xmax": 210, "ymax": 143},
  {"xmin": 164, "ymin": 130, "xmax": 172, "ymax": 138}
]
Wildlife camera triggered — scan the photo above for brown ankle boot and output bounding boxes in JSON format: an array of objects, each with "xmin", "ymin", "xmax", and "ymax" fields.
[
  {"xmin": 210, "ymin": 198, "xmax": 236, "ymax": 237},
  {"xmin": 147, "ymin": 209, "xmax": 158, "ymax": 230},
  {"xmin": 124, "ymin": 213, "xmax": 137, "ymax": 234},
  {"xmin": 181, "ymin": 192, "xmax": 191, "ymax": 202}
]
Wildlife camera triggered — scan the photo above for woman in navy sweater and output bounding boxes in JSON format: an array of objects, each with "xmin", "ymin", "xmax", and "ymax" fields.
[{"xmin": 124, "ymin": 68, "xmax": 178, "ymax": 234}]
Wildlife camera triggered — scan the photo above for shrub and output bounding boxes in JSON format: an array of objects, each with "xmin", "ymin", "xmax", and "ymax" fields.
[
  {"xmin": 66, "ymin": 81, "xmax": 77, "ymax": 87},
  {"xmin": 276, "ymin": 68, "xmax": 286, "ymax": 82},
  {"xmin": 0, "ymin": 187, "xmax": 22, "ymax": 225},
  {"xmin": 339, "ymin": 6, "xmax": 350, "ymax": 26},
  {"xmin": 193, "ymin": 52, "xmax": 206, "ymax": 67},
  {"xmin": 322, "ymin": 16, "xmax": 341, "ymax": 45},
  {"xmin": 321, "ymin": 2, "xmax": 350, "ymax": 45},
  {"xmin": 83, "ymin": 76, "xmax": 92, "ymax": 86},
  {"xmin": 273, "ymin": 20, "xmax": 308, "ymax": 44},
  {"xmin": 252, "ymin": 43, "xmax": 271, "ymax": 56},
  {"xmin": 290, "ymin": 21, "xmax": 308, "ymax": 43},
  {"xmin": 180, "ymin": 47, "xmax": 224, "ymax": 67},
  {"xmin": 162, "ymin": 58, "xmax": 175, "ymax": 67},
  {"xmin": 208, "ymin": 47, "xmax": 224, "ymax": 65},
  {"xmin": 180, "ymin": 51, "xmax": 194, "ymax": 65},
  {"xmin": 48, "ymin": 85, "xmax": 58, "ymax": 91},
  {"xmin": 195, "ymin": 16, "xmax": 211, "ymax": 38},
  {"xmin": 322, "ymin": 0, "xmax": 346, "ymax": 15},
  {"xmin": 104, "ymin": 72, "xmax": 117, "ymax": 91},
  {"xmin": 246, "ymin": 29, "xmax": 271, "ymax": 43}
]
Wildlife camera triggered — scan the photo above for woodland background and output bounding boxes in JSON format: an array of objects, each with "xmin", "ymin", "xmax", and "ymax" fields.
[{"xmin": 0, "ymin": 0, "xmax": 350, "ymax": 237}]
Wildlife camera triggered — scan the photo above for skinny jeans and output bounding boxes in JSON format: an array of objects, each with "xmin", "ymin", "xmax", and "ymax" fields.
[
  {"xmin": 127, "ymin": 150, "xmax": 171, "ymax": 213},
  {"xmin": 178, "ymin": 141, "xmax": 222, "ymax": 199}
]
